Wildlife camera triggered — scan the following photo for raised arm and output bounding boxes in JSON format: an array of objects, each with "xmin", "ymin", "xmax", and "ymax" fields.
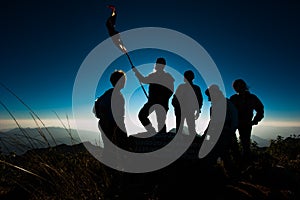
[{"xmin": 132, "ymin": 67, "xmax": 149, "ymax": 84}]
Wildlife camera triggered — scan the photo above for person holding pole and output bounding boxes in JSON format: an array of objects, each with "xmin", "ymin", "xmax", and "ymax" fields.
[
  {"xmin": 132, "ymin": 58, "xmax": 175, "ymax": 134},
  {"xmin": 105, "ymin": 7, "xmax": 175, "ymax": 134}
]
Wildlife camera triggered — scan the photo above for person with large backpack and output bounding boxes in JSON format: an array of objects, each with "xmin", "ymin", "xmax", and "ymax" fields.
[
  {"xmin": 93, "ymin": 70, "xmax": 128, "ymax": 152},
  {"xmin": 93, "ymin": 70, "xmax": 130, "ymax": 197}
]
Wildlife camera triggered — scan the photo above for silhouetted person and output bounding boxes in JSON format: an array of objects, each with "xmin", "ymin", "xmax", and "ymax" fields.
[
  {"xmin": 203, "ymin": 85, "xmax": 240, "ymax": 172},
  {"xmin": 93, "ymin": 70, "xmax": 129, "ymax": 198},
  {"xmin": 93, "ymin": 70, "xmax": 128, "ymax": 154},
  {"xmin": 230, "ymin": 79, "xmax": 264, "ymax": 163},
  {"xmin": 132, "ymin": 57, "xmax": 175, "ymax": 134},
  {"xmin": 172, "ymin": 70, "xmax": 203, "ymax": 135}
]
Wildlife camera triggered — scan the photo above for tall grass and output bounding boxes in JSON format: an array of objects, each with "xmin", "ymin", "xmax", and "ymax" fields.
[
  {"xmin": 53, "ymin": 111, "xmax": 80, "ymax": 145},
  {"xmin": 0, "ymin": 82, "xmax": 57, "ymax": 146},
  {"xmin": 0, "ymin": 83, "xmax": 109, "ymax": 199}
]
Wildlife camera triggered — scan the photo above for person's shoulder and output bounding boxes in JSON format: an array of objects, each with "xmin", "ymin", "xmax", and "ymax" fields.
[
  {"xmin": 164, "ymin": 71, "xmax": 174, "ymax": 77},
  {"xmin": 178, "ymin": 83, "xmax": 186, "ymax": 87},
  {"xmin": 105, "ymin": 88, "xmax": 114, "ymax": 95},
  {"xmin": 99, "ymin": 88, "xmax": 113, "ymax": 97},
  {"xmin": 248, "ymin": 92, "xmax": 263, "ymax": 104},
  {"xmin": 247, "ymin": 92, "xmax": 260, "ymax": 99},
  {"xmin": 227, "ymin": 98, "xmax": 235, "ymax": 105},
  {"xmin": 175, "ymin": 83, "xmax": 185, "ymax": 90},
  {"xmin": 164, "ymin": 71, "xmax": 175, "ymax": 80},
  {"xmin": 96, "ymin": 88, "xmax": 113, "ymax": 103},
  {"xmin": 107, "ymin": 88, "xmax": 114, "ymax": 92},
  {"xmin": 192, "ymin": 84, "xmax": 201, "ymax": 90},
  {"xmin": 147, "ymin": 72, "xmax": 156, "ymax": 77},
  {"xmin": 229, "ymin": 94, "xmax": 238, "ymax": 99},
  {"xmin": 227, "ymin": 98, "xmax": 238, "ymax": 110}
]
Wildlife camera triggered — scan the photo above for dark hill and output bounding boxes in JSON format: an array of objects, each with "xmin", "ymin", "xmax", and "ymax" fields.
[{"xmin": 1, "ymin": 133, "xmax": 299, "ymax": 199}]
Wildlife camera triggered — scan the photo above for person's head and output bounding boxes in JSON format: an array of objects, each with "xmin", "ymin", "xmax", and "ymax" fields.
[
  {"xmin": 154, "ymin": 57, "xmax": 166, "ymax": 71},
  {"xmin": 184, "ymin": 70, "xmax": 195, "ymax": 83},
  {"xmin": 205, "ymin": 84, "xmax": 224, "ymax": 102},
  {"xmin": 232, "ymin": 79, "xmax": 248, "ymax": 93},
  {"xmin": 110, "ymin": 70, "xmax": 126, "ymax": 89}
]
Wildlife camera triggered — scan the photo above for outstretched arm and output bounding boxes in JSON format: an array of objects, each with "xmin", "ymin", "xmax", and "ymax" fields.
[{"xmin": 132, "ymin": 67, "xmax": 148, "ymax": 83}]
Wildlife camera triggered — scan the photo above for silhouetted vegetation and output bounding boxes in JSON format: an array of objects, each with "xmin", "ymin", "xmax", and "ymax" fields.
[{"xmin": 0, "ymin": 132, "xmax": 299, "ymax": 199}]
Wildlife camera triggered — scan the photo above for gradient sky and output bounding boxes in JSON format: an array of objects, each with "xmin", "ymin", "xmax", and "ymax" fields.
[{"xmin": 1, "ymin": 0, "xmax": 300, "ymax": 135}]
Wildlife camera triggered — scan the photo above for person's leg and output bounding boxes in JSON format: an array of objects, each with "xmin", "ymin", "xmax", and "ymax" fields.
[
  {"xmin": 156, "ymin": 105, "xmax": 167, "ymax": 133},
  {"xmin": 138, "ymin": 102, "xmax": 156, "ymax": 133},
  {"xmin": 175, "ymin": 109, "xmax": 184, "ymax": 134},
  {"xmin": 230, "ymin": 133, "xmax": 241, "ymax": 162},
  {"xmin": 239, "ymin": 125, "xmax": 252, "ymax": 156},
  {"xmin": 99, "ymin": 121, "xmax": 119, "ymax": 169},
  {"xmin": 186, "ymin": 112, "xmax": 197, "ymax": 136},
  {"xmin": 115, "ymin": 127, "xmax": 128, "ymax": 150},
  {"xmin": 221, "ymin": 132, "xmax": 241, "ymax": 177},
  {"xmin": 238, "ymin": 124, "xmax": 252, "ymax": 163},
  {"xmin": 175, "ymin": 109, "xmax": 180, "ymax": 133}
]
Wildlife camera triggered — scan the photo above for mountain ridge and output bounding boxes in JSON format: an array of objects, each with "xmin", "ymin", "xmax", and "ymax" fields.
[{"xmin": 1, "ymin": 126, "xmax": 298, "ymax": 155}]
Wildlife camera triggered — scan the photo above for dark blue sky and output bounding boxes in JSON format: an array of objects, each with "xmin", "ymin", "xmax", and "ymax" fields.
[{"xmin": 1, "ymin": 0, "xmax": 300, "ymax": 130}]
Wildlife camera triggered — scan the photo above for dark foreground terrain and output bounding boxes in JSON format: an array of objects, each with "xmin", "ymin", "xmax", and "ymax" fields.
[{"xmin": 0, "ymin": 133, "xmax": 299, "ymax": 200}]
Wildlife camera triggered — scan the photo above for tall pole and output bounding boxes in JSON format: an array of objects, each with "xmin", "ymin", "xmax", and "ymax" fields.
[
  {"xmin": 125, "ymin": 53, "xmax": 149, "ymax": 99},
  {"xmin": 106, "ymin": 5, "xmax": 148, "ymax": 99}
]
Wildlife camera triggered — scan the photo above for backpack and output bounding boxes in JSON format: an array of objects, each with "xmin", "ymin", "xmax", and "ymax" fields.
[{"xmin": 93, "ymin": 89, "xmax": 113, "ymax": 120}]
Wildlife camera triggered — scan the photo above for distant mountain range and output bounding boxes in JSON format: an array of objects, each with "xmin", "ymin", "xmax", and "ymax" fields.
[
  {"xmin": 251, "ymin": 135, "xmax": 270, "ymax": 147},
  {"xmin": 0, "ymin": 127, "xmax": 101, "ymax": 155},
  {"xmin": 1, "ymin": 125, "xmax": 298, "ymax": 155},
  {"xmin": 252, "ymin": 125, "xmax": 300, "ymax": 140}
]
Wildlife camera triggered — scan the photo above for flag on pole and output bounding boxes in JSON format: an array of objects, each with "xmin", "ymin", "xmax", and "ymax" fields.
[
  {"xmin": 106, "ymin": 5, "xmax": 127, "ymax": 53},
  {"xmin": 105, "ymin": 5, "xmax": 149, "ymax": 99}
]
